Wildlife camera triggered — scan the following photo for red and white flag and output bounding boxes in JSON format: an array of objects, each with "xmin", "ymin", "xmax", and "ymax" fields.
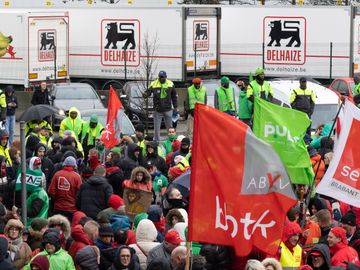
[
  {"xmin": 100, "ymin": 86, "xmax": 123, "ymax": 148},
  {"xmin": 188, "ymin": 104, "xmax": 298, "ymax": 256},
  {"xmin": 316, "ymin": 99, "xmax": 360, "ymax": 207}
]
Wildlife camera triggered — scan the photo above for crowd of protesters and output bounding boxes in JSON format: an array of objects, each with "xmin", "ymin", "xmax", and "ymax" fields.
[{"xmin": 0, "ymin": 69, "xmax": 358, "ymax": 270}]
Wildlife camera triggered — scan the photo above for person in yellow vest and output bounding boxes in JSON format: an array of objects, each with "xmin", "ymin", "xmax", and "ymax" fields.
[
  {"xmin": 80, "ymin": 114, "xmax": 104, "ymax": 162},
  {"xmin": 290, "ymin": 77, "xmax": 316, "ymax": 118},
  {"xmin": 186, "ymin": 77, "xmax": 207, "ymax": 137},
  {"xmin": 278, "ymin": 221, "xmax": 303, "ymax": 269},
  {"xmin": 246, "ymin": 67, "xmax": 274, "ymax": 107},
  {"xmin": 0, "ymin": 88, "xmax": 7, "ymax": 126},
  {"xmin": 0, "ymin": 130, "xmax": 12, "ymax": 167},
  {"xmin": 38, "ymin": 126, "xmax": 52, "ymax": 147},
  {"xmin": 144, "ymin": 71, "xmax": 178, "ymax": 143},
  {"xmin": 25, "ymin": 119, "xmax": 53, "ymax": 137},
  {"xmin": 59, "ymin": 107, "xmax": 83, "ymax": 138},
  {"xmin": 215, "ymin": 76, "xmax": 235, "ymax": 116},
  {"xmin": 135, "ymin": 123, "xmax": 147, "ymax": 157}
]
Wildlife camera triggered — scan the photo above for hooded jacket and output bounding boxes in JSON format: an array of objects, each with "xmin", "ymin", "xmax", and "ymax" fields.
[
  {"xmin": 142, "ymin": 141, "xmax": 168, "ymax": 176},
  {"xmin": 119, "ymin": 143, "xmax": 142, "ymax": 179},
  {"xmin": 59, "ymin": 107, "xmax": 83, "ymax": 137},
  {"xmin": 306, "ymin": 244, "xmax": 331, "ymax": 270},
  {"xmin": 76, "ymin": 175, "xmax": 113, "ymax": 219},
  {"xmin": 48, "ymin": 214, "xmax": 72, "ymax": 240},
  {"xmin": 165, "ymin": 209, "xmax": 185, "ymax": 233},
  {"xmin": 35, "ymin": 143, "xmax": 54, "ymax": 187},
  {"xmin": 330, "ymin": 242, "xmax": 359, "ymax": 267},
  {"xmin": 123, "ymin": 166, "xmax": 152, "ymax": 192},
  {"xmin": 108, "ymin": 245, "xmax": 140, "ymax": 270},
  {"xmin": 261, "ymin": 258, "xmax": 282, "ymax": 270},
  {"xmin": 105, "ymin": 165, "xmax": 125, "ymax": 197},
  {"xmin": 0, "ymin": 237, "xmax": 16, "ymax": 270},
  {"xmin": 75, "ymin": 245, "xmax": 99, "ymax": 270},
  {"xmin": 4, "ymin": 219, "xmax": 32, "ymax": 269},
  {"xmin": 129, "ymin": 219, "xmax": 160, "ymax": 269},
  {"xmin": 23, "ymin": 248, "xmax": 75, "ymax": 270},
  {"xmin": 48, "ymin": 165, "xmax": 82, "ymax": 213},
  {"xmin": 68, "ymin": 225, "xmax": 93, "ymax": 261}
]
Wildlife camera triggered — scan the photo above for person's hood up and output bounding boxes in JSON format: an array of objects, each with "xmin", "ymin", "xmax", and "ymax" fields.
[
  {"xmin": 75, "ymin": 245, "xmax": 99, "ymax": 270},
  {"xmin": 306, "ymin": 243, "xmax": 331, "ymax": 269},
  {"xmin": 35, "ymin": 143, "xmax": 47, "ymax": 156},
  {"xmin": 127, "ymin": 143, "xmax": 141, "ymax": 161},
  {"xmin": 133, "ymin": 213, "xmax": 148, "ymax": 230},
  {"xmin": 0, "ymin": 237, "xmax": 8, "ymax": 261},
  {"xmin": 130, "ymin": 166, "xmax": 151, "ymax": 183},
  {"xmin": 68, "ymin": 107, "xmax": 80, "ymax": 118},
  {"xmin": 71, "ymin": 224, "xmax": 92, "ymax": 245},
  {"xmin": 42, "ymin": 228, "xmax": 61, "ymax": 252},
  {"xmin": 147, "ymin": 205, "xmax": 162, "ymax": 222},
  {"xmin": 136, "ymin": 219, "xmax": 157, "ymax": 242},
  {"xmin": 173, "ymin": 222, "xmax": 187, "ymax": 242},
  {"xmin": 87, "ymin": 175, "xmax": 107, "ymax": 185},
  {"xmin": 5, "ymin": 86, "xmax": 14, "ymax": 95},
  {"xmin": 72, "ymin": 211, "xmax": 86, "ymax": 228},
  {"xmin": 261, "ymin": 258, "xmax": 282, "ymax": 270},
  {"xmin": 48, "ymin": 214, "xmax": 71, "ymax": 239},
  {"xmin": 26, "ymin": 135, "xmax": 40, "ymax": 151},
  {"xmin": 166, "ymin": 209, "xmax": 185, "ymax": 228},
  {"xmin": 4, "ymin": 219, "xmax": 24, "ymax": 237},
  {"xmin": 51, "ymin": 136, "xmax": 63, "ymax": 147},
  {"xmin": 146, "ymin": 141, "xmax": 158, "ymax": 157},
  {"xmin": 177, "ymin": 208, "xmax": 188, "ymax": 224},
  {"xmin": 113, "ymin": 245, "xmax": 136, "ymax": 269}
]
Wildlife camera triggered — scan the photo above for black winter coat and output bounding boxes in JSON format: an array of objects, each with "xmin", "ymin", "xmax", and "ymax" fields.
[
  {"xmin": 31, "ymin": 88, "xmax": 50, "ymax": 105},
  {"xmin": 76, "ymin": 175, "xmax": 113, "ymax": 219},
  {"xmin": 0, "ymin": 237, "xmax": 16, "ymax": 270},
  {"xmin": 119, "ymin": 143, "xmax": 142, "ymax": 179}
]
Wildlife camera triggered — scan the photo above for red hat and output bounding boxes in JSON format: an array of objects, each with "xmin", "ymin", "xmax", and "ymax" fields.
[
  {"xmin": 108, "ymin": 194, "xmax": 124, "ymax": 210},
  {"xmin": 30, "ymin": 255, "xmax": 50, "ymax": 270},
  {"xmin": 330, "ymin": 227, "xmax": 348, "ymax": 244},
  {"xmin": 165, "ymin": 229, "xmax": 182, "ymax": 245},
  {"xmin": 192, "ymin": 77, "xmax": 202, "ymax": 84},
  {"xmin": 310, "ymin": 251, "xmax": 322, "ymax": 257}
]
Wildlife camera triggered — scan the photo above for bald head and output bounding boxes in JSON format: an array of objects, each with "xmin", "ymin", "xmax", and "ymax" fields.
[{"xmin": 171, "ymin": 246, "xmax": 187, "ymax": 269}]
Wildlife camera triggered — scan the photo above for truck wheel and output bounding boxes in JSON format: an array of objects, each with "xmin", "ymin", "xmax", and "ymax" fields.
[
  {"xmin": 78, "ymin": 79, "xmax": 98, "ymax": 90},
  {"xmin": 102, "ymin": 80, "xmax": 123, "ymax": 92}
]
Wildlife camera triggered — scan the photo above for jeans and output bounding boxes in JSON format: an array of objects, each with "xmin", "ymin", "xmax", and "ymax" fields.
[
  {"xmin": 6, "ymin": 115, "xmax": 15, "ymax": 146},
  {"xmin": 153, "ymin": 110, "xmax": 172, "ymax": 142}
]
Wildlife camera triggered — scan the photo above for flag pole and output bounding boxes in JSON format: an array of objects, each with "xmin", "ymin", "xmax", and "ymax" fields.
[
  {"xmin": 185, "ymin": 241, "xmax": 191, "ymax": 270},
  {"xmin": 306, "ymin": 99, "xmax": 345, "ymax": 206}
]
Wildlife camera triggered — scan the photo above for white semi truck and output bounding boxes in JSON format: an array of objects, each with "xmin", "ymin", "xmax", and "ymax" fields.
[{"xmin": 0, "ymin": 10, "xmax": 69, "ymax": 88}]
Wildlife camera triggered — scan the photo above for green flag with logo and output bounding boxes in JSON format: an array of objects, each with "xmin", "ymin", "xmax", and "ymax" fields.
[
  {"xmin": 15, "ymin": 168, "xmax": 43, "ymax": 192},
  {"xmin": 253, "ymin": 97, "xmax": 314, "ymax": 185}
]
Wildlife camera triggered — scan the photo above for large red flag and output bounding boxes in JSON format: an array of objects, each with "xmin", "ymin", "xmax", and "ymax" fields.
[
  {"xmin": 100, "ymin": 86, "xmax": 123, "ymax": 148},
  {"xmin": 188, "ymin": 104, "xmax": 297, "ymax": 256},
  {"xmin": 316, "ymin": 99, "xmax": 360, "ymax": 207}
]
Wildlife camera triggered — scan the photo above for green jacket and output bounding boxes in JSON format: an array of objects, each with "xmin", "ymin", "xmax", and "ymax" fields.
[
  {"xmin": 26, "ymin": 188, "xmax": 49, "ymax": 226},
  {"xmin": 162, "ymin": 136, "xmax": 177, "ymax": 155},
  {"xmin": 23, "ymin": 248, "xmax": 75, "ymax": 270},
  {"xmin": 152, "ymin": 173, "xmax": 169, "ymax": 193},
  {"xmin": 215, "ymin": 86, "xmax": 235, "ymax": 112},
  {"xmin": 237, "ymin": 91, "xmax": 252, "ymax": 120},
  {"xmin": 310, "ymin": 123, "xmax": 332, "ymax": 149}
]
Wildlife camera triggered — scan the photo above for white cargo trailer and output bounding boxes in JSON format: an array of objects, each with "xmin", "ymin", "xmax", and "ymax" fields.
[
  {"xmin": 220, "ymin": 6, "xmax": 359, "ymax": 79},
  {"xmin": 0, "ymin": 11, "xmax": 69, "ymax": 88},
  {"xmin": 66, "ymin": 7, "xmax": 220, "ymax": 89}
]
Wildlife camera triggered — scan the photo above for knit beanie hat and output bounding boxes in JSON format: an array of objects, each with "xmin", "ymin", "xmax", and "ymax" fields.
[
  {"xmin": 330, "ymin": 227, "xmax": 348, "ymax": 244},
  {"xmin": 31, "ymin": 218, "xmax": 49, "ymax": 232},
  {"xmin": 108, "ymin": 194, "xmax": 124, "ymax": 210},
  {"xmin": 99, "ymin": 225, "xmax": 114, "ymax": 237},
  {"xmin": 63, "ymin": 156, "xmax": 77, "ymax": 167},
  {"xmin": 340, "ymin": 211, "xmax": 357, "ymax": 227},
  {"xmin": 30, "ymin": 255, "xmax": 50, "ymax": 270},
  {"xmin": 90, "ymin": 114, "xmax": 98, "ymax": 123}
]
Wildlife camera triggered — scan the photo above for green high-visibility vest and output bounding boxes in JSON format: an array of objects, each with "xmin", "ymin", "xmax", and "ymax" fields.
[
  {"xmin": 81, "ymin": 121, "xmax": 103, "ymax": 146},
  {"xmin": 63, "ymin": 117, "xmax": 82, "ymax": 136},
  {"xmin": 188, "ymin": 85, "xmax": 206, "ymax": 110},
  {"xmin": 216, "ymin": 86, "xmax": 235, "ymax": 112}
]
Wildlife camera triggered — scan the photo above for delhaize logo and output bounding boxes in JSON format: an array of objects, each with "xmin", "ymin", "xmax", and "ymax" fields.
[
  {"xmin": 0, "ymin": 32, "xmax": 16, "ymax": 59},
  {"xmin": 101, "ymin": 19, "xmax": 140, "ymax": 67},
  {"xmin": 263, "ymin": 17, "xmax": 306, "ymax": 65},
  {"xmin": 38, "ymin": 30, "xmax": 56, "ymax": 62},
  {"xmin": 193, "ymin": 20, "xmax": 209, "ymax": 51}
]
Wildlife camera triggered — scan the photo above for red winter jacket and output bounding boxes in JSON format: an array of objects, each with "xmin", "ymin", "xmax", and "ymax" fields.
[
  {"xmin": 48, "ymin": 166, "xmax": 82, "ymax": 213},
  {"xmin": 68, "ymin": 224, "xmax": 93, "ymax": 261},
  {"xmin": 330, "ymin": 242, "xmax": 359, "ymax": 267}
]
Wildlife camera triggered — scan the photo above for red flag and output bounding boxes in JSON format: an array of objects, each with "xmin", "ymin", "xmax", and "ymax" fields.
[
  {"xmin": 316, "ymin": 99, "xmax": 360, "ymax": 207},
  {"xmin": 188, "ymin": 104, "xmax": 297, "ymax": 256},
  {"xmin": 100, "ymin": 86, "xmax": 123, "ymax": 148}
]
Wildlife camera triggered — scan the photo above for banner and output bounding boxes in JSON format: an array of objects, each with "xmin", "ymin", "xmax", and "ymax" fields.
[
  {"xmin": 15, "ymin": 168, "xmax": 43, "ymax": 192},
  {"xmin": 253, "ymin": 97, "xmax": 314, "ymax": 185},
  {"xmin": 188, "ymin": 104, "xmax": 297, "ymax": 256},
  {"xmin": 316, "ymin": 100, "xmax": 360, "ymax": 207},
  {"xmin": 100, "ymin": 85, "xmax": 123, "ymax": 148},
  {"xmin": 123, "ymin": 188, "xmax": 152, "ymax": 222}
]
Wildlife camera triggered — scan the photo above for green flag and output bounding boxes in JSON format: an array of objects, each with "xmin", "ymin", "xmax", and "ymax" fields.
[
  {"xmin": 253, "ymin": 97, "xmax": 314, "ymax": 185},
  {"xmin": 15, "ymin": 168, "xmax": 43, "ymax": 192}
]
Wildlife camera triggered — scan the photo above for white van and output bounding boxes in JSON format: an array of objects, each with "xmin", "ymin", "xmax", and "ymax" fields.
[{"xmin": 269, "ymin": 79, "xmax": 341, "ymax": 130}]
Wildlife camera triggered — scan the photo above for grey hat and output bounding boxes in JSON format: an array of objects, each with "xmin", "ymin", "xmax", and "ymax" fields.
[{"xmin": 63, "ymin": 156, "xmax": 77, "ymax": 167}]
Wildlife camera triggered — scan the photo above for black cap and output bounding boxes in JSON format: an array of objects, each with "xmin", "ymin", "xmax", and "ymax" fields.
[
  {"xmin": 135, "ymin": 123, "xmax": 145, "ymax": 133},
  {"xmin": 341, "ymin": 211, "xmax": 356, "ymax": 227},
  {"xmin": 181, "ymin": 137, "xmax": 191, "ymax": 146},
  {"xmin": 300, "ymin": 77, "xmax": 307, "ymax": 82}
]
